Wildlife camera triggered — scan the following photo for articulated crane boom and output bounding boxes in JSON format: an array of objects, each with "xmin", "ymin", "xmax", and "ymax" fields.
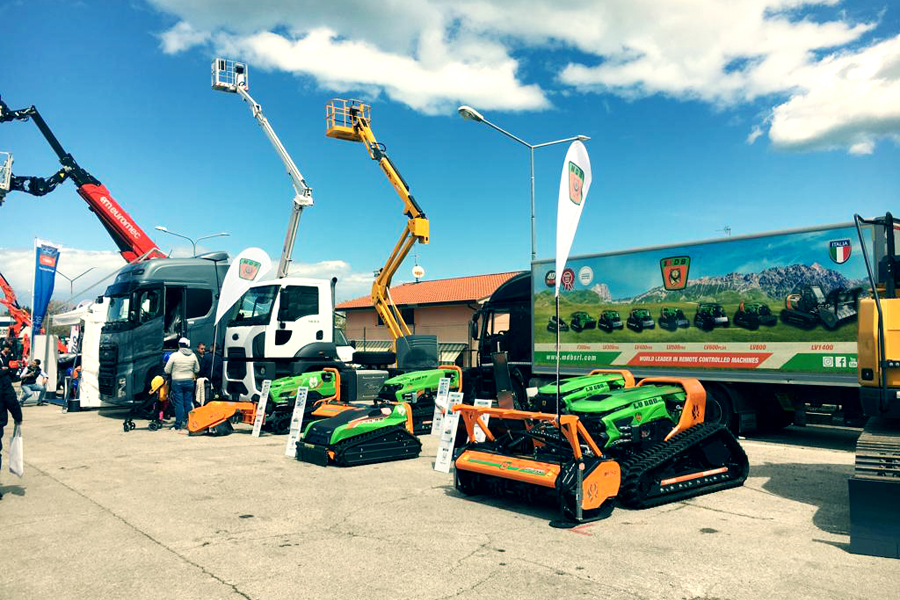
[
  {"xmin": 212, "ymin": 59, "xmax": 312, "ymax": 278},
  {"xmin": 325, "ymin": 99, "xmax": 429, "ymax": 340},
  {"xmin": 0, "ymin": 96, "xmax": 166, "ymax": 263}
]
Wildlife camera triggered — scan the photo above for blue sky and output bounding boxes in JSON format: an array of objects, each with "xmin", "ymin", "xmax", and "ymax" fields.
[{"xmin": 2, "ymin": 0, "xmax": 899, "ymax": 304}]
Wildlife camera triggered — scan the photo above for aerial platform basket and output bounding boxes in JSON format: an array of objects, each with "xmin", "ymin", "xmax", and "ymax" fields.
[
  {"xmin": 326, "ymin": 99, "xmax": 370, "ymax": 142},
  {"xmin": 211, "ymin": 58, "xmax": 248, "ymax": 92},
  {"xmin": 0, "ymin": 152, "xmax": 12, "ymax": 196}
]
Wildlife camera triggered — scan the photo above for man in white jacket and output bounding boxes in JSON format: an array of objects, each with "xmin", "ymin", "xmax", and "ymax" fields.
[{"xmin": 164, "ymin": 337, "xmax": 199, "ymax": 430}]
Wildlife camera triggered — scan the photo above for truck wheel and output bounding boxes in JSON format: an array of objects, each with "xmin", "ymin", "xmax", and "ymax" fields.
[{"xmin": 703, "ymin": 383, "xmax": 738, "ymax": 433}]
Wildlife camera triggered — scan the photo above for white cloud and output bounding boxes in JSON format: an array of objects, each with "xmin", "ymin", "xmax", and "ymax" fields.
[
  {"xmin": 0, "ymin": 247, "xmax": 126, "ymax": 306},
  {"xmin": 159, "ymin": 20, "xmax": 210, "ymax": 54},
  {"xmin": 746, "ymin": 125, "xmax": 764, "ymax": 145},
  {"xmin": 147, "ymin": 0, "xmax": 900, "ymax": 153},
  {"xmin": 287, "ymin": 259, "xmax": 373, "ymax": 302}
]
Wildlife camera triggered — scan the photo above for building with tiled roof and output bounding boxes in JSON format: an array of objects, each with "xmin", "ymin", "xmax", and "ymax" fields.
[{"xmin": 337, "ymin": 271, "xmax": 524, "ymax": 366}]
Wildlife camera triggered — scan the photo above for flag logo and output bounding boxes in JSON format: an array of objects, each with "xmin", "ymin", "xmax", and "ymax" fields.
[
  {"xmin": 568, "ymin": 162, "xmax": 584, "ymax": 205},
  {"xmin": 238, "ymin": 258, "xmax": 262, "ymax": 280},
  {"xmin": 660, "ymin": 256, "xmax": 690, "ymax": 290},
  {"xmin": 544, "ymin": 270, "xmax": 556, "ymax": 288},
  {"xmin": 39, "ymin": 254, "xmax": 57, "ymax": 267},
  {"xmin": 829, "ymin": 240, "xmax": 851, "ymax": 264}
]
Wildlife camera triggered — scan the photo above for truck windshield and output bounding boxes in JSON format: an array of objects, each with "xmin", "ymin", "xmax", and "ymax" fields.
[
  {"xmin": 107, "ymin": 295, "xmax": 132, "ymax": 323},
  {"xmin": 229, "ymin": 285, "xmax": 278, "ymax": 327}
]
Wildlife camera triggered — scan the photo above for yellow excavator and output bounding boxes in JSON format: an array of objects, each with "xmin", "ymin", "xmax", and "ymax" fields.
[
  {"xmin": 325, "ymin": 99, "xmax": 435, "ymax": 364},
  {"xmin": 851, "ymin": 212, "xmax": 900, "ymax": 558}
]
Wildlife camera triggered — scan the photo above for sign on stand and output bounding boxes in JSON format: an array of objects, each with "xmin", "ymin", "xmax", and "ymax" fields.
[
  {"xmin": 251, "ymin": 379, "xmax": 272, "ymax": 438},
  {"xmin": 434, "ymin": 392, "xmax": 464, "ymax": 473},
  {"xmin": 284, "ymin": 387, "xmax": 309, "ymax": 457},
  {"xmin": 472, "ymin": 399, "xmax": 492, "ymax": 443},
  {"xmin": 430, "ymin": 377, "xmax": 452, "ymax": 436}
]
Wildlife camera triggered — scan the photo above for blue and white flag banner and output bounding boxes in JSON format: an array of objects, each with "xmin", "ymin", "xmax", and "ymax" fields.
[{"xmin": 31, "ymin": 238, "xmax": 61, "ymax": 346}]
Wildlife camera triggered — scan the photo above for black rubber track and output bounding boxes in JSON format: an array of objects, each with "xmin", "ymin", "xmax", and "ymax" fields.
[
  {"xmin": 618, "ymin": 423, "xmax": 749, "ymax": 509},
  {"xmin": 332, "ymin": 425, "xmax": 422, "ymax": 466}
]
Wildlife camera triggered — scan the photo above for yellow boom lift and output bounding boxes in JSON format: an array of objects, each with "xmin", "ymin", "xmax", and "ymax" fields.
[{"xmin": 325, "ymin": 99, "xmax": 429, "ymax": 344}]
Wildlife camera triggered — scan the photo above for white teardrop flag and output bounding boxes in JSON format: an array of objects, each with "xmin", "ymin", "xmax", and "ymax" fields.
[
  {"xmin": 554, "ymin": 141, "xmax": 592, "ymax": 297},
  {"xmin": 214, "ymin": 248, "xmax": 273, "ymax": 325}
]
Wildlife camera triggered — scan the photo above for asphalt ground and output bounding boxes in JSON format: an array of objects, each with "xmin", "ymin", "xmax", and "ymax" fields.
[{"xmin": 1, "ymin": 403, "xmax": 895, "ymax": 600}]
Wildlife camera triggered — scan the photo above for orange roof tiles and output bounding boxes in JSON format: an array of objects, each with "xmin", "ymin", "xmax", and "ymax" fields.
[{"xmin": 337, "ymin": 271, "xmax": 524, "ymax": 310}]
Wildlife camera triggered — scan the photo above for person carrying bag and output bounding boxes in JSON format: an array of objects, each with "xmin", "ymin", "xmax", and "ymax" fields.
[
  {"xmin": 8, "ymin": 423, "xmax": 23, "ymax": 478},
  {"xmin": 0, "ymin": 345, "xmax": 24, "ymax": 498}
]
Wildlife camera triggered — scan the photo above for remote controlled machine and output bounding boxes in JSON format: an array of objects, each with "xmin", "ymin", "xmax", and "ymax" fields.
[{"xmin": 453, "ymin": 369, "xmax": 749, "ymax": 525}]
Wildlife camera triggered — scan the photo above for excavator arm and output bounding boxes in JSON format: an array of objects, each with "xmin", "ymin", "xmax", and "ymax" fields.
[
  {"xmin": 0, "ymin": 96, "xmax": 166, "ymax": 263},
  {"xmin": 325, "ymin": 99, "xmax": 429, "ymax": 340},
  {"xmin": 0, "ymin": 270, "xmax": 30, "ymax": 336}
]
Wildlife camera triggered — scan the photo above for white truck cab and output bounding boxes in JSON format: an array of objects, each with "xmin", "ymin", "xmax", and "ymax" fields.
[{"xmin": 223, "ymin": 277, "xmax": 354, "ymax": 402}]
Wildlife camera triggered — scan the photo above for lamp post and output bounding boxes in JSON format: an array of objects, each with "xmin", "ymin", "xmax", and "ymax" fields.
[
  {"xmin": 155, "ymin": 226, "xmax": 230, "ymax": 257},
  {"xmin": 458, "ymin": 105, "xmax": 589, "ymax": 263},
  {"xmin": 56, "ymin": 267, "xmax": 95, "ymax": 306}
]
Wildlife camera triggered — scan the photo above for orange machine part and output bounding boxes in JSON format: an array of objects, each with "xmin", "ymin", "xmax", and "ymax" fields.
[
  {"xmin": 581, "ymin": 460, "xmax": 621, "ymax": 510},
  {"xmin": 187, "ymin": 401, "xmax": 256, "ymax": 433},
  {"xmin": 455, "ymin": 450, "xmax": 561, "ymax": 488},
  {"xmin": 312, "ymin": 367, "xmax": 341, "ymax": 405},
  {"xmin": 588, "ymin": 368, "xmax": 636, "ymax": 388},
  {"xmin": 453, "ymin": 406, "xmax": 604, "ymax": 459},
  {"xmin": 637, "ymin": 377, "xmax": 706, "ymax": 440},
  {"xmin": 311, "ymin": 403, "xmax": 356, "ymax": 419}
]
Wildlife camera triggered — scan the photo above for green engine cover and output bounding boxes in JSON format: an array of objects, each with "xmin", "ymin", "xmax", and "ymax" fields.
[
  {"xmin": 302, "ymin": 403, "xmax": 411, "ymax": 445},
  {"xmin": 534, "ymin": 372, "xmax": 628, "ymax": 409},
  {"xmin": 377, "ymin": 367, "xmax": 460, "ymax": 404},
  {"xmin": 536, "ymin": 373, "xmax": 687, "ymax": 449},
  {"xmin": 268, "ymin": 370, "xmax": 338, "ymax": 406}
]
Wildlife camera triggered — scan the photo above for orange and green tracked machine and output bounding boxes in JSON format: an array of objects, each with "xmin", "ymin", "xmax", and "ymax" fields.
[{"xmin": 451, "ymin": 370, "xmax": 749, "ymax": 525}]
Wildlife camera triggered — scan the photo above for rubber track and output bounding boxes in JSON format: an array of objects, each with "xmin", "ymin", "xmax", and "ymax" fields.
[
  {"xmin": 618, "ymin": 423, "xmax": 749, "ymax": 509},
  {"xmin": 332, "ymin": 425, "xmax": 421, "ymax": 466}
]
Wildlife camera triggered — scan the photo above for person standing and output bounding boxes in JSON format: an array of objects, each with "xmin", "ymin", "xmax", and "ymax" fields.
[
  {"xmin": 164, "ymin": 337, "xmax": 199, "ymax": 430},
  {"xmin": 0, "ymin": 345, "xmax": 24, "ymax": 498},
  {"xmin": 19, "ymin": 359, "xmax": 49, "ymax": 406}
]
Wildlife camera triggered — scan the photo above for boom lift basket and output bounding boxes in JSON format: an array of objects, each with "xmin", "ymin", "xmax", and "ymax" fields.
[
  {"xmin": 0, "ymin": 152, "xmax": 11, "ymax": 195},
  {"xmin": 326, "ymin": 99, "xmax": 370, "ymax": 142},
  {"xmin": 211, "ymin": 58, "xmax": 248, "ymax": 93}
]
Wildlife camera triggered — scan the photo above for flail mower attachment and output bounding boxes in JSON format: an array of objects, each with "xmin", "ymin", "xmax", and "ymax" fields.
[
  {"xmin": 452, "ymin": 375, "xmax": 750, "ymax": 524},
  {"xmin": 454, "ymin": 407, "xmax": 621, "ymax": 525},
  {"xmin": 187, "ymin": 401, "xmax": 256, "ymax": 436},
  {"xmin": 296, "ymin": 402, "xmax": 421, "ymax": 467}
]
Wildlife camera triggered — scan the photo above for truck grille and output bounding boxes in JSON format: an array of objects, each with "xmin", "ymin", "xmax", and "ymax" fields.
[{"xmin": 98, "ymin": 342, "xmax": 117, "ymax": 395}]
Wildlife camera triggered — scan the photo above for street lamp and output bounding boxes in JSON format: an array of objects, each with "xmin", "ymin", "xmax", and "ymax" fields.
[
  {"xmin": 458, "ymin": 105, "xmax": 589, "ymax": 262},
  {"xmin": 56, "ymin": 267, "xmax": 95, "ymax": 306},
  {"xmin": 155, "ymin": 226, "xmax": 230, "ymax": 257}
]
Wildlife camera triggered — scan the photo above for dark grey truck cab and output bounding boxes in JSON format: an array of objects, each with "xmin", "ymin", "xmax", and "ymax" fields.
[{"xmin": 98, "ymin": 253, "xmax": 228, "ymax": 403}]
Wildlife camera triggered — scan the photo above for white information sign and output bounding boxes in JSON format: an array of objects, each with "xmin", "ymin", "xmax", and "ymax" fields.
[
  {"xmin": 251, "ymin": 379, "xmax": 272, "ymax": 438},
  {"xmin": 472, "ymin": 398, "xmax": 493, "ymax": 443},
  {"xmin": 284, "ymin": 387, "xmax": 309, "ymax": 457},
  {"xmin": 430, "ymin": 377, "xmax": 452, "ymax": 436},
  {"xmin": 434, "ymin": 392, "xmax": 464, "ymax": 473}
]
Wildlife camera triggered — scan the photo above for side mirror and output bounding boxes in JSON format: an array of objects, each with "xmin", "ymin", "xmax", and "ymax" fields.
[
  {"xmin": 469, "ymin": 318, "xmax": 479, "ymax": 340},
  {"xmin": 349, "ymin": 340, "xmax": 357, "ymax": 348},
  {"xmin": 276, "ymin": 288, "xmax": 290, "ymax": 323}
]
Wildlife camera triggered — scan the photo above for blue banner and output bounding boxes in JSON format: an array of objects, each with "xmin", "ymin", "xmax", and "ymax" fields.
[{"xmin": 31, "ymin": 240, "xmax": 60, "ymax": 345}]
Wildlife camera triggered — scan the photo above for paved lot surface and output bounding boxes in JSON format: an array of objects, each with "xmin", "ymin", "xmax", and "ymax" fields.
[{"xmin": 1, "ymin": 404, "xmax": 895, "ymax": 600}]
